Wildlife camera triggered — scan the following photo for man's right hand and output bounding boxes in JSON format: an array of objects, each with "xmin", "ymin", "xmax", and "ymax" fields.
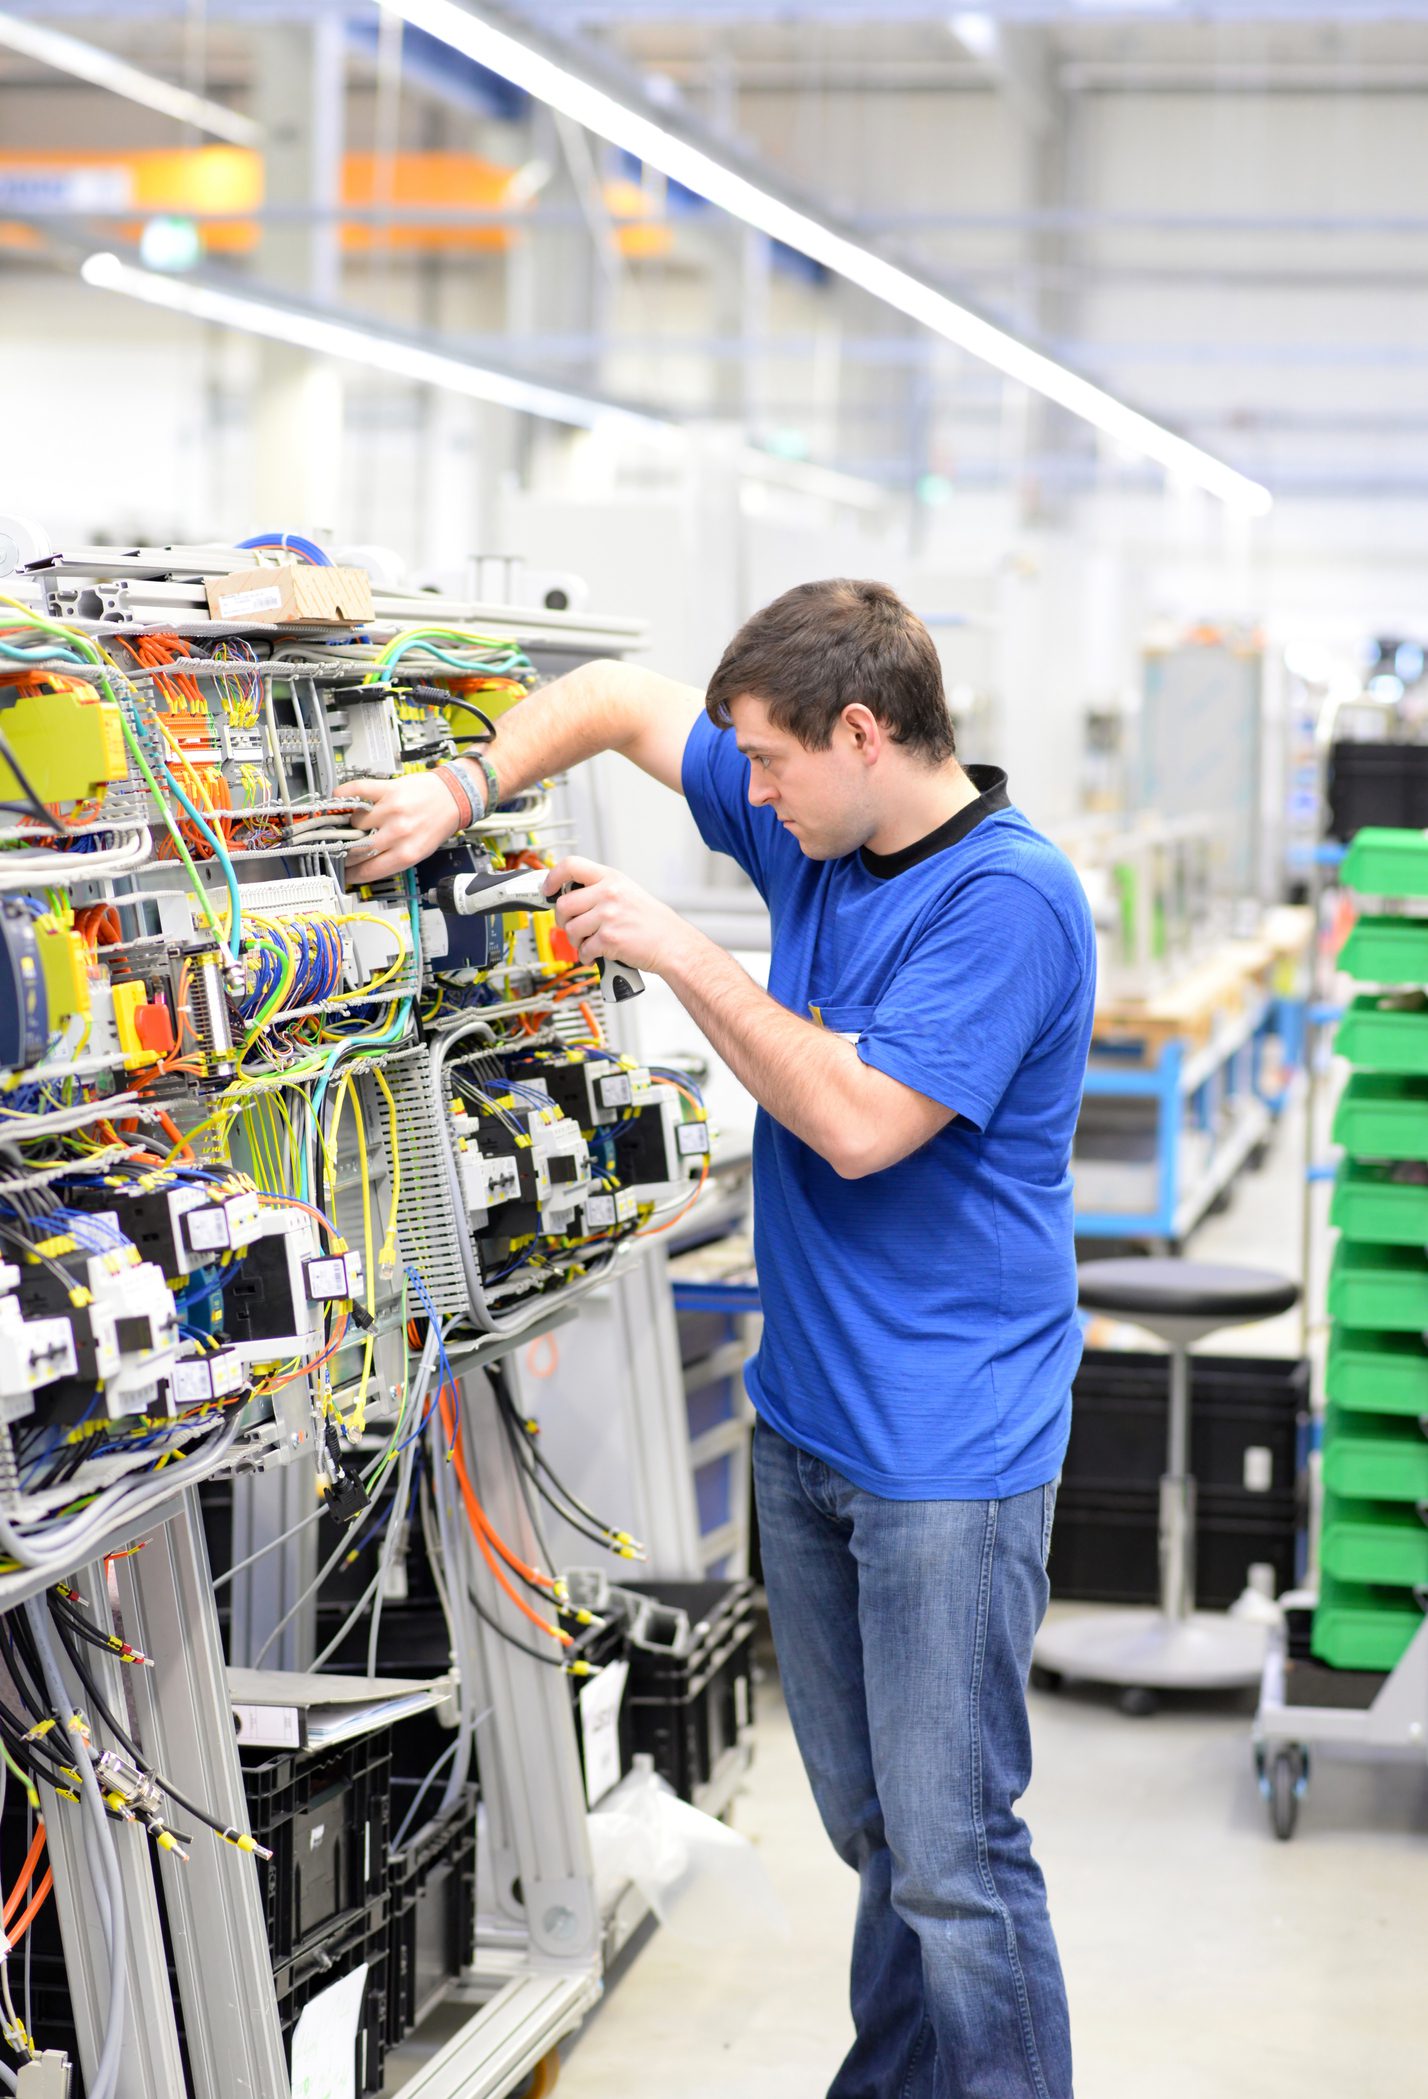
[{"xmin": 334, "ymin": 771, "xmax": 467, "ymax": 883}]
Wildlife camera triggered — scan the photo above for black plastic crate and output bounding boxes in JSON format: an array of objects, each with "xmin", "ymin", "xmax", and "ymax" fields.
[
  {"xmin": 1066, "ymin": 1350, "xmax": 1307, "ymax": 1497},
  {"xmin": 386, "ymin": 1786, "xmax": 478, "ymax": 2045},
  {"xmin": 314, "ymin": 1598, "xmax": 454, "ymax": 1675},
  {"xmin": 1327, "ymin": 739, "xmax": 1428, "ymax": 841},
  {"xmin": 5, "ymin": 1868, "xmax": 388, "ymax": 2099},
  {"xmin": 1046, "ymin": 1486, "xmax": 1299, "ymax": 1608},
  {"xmin": 621, "ymin": 1579, "xmax": 756, "ymax": 1804},
  {"xmin": 240, "ymin": 1728, "xmax": 391, "ymax": 1963},
  {"xmin": 273, "ymin": 1892, "xmax": 388, "ymax": 2099}
]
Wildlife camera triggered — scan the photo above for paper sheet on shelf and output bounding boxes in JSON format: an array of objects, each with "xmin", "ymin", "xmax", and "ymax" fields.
[{"xmin": 289, "ymin": 1962, "xmax": 368, "ymax": 2099}]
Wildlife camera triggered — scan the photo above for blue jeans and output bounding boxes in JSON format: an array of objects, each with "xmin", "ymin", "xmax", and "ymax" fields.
[{"xmin": 754, "ymin": 1420, "xmax": 1072, "ymax": 2099}]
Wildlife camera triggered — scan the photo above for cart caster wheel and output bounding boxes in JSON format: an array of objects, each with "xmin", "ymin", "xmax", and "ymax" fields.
[
  {"xmin": 1119, "ymin": 1686, "xmax": 1157, "ymax": 1718},
  {"xmin": 1030, "ymin": 1664, "xmax": 1063, "ymax": 1694},
  {"xmin": 517, "ymin": 2050, "xmax": 561, "ymax": 2098},
  {"xmin": 1270, "ymin": 1746, "xmax": 1307, "ymax": 1841}
]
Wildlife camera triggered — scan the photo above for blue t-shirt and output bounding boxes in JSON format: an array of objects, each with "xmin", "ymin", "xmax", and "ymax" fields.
[{"xmin": 682, "ymin": 712, "xmax": 1096, "ymax": 1500}]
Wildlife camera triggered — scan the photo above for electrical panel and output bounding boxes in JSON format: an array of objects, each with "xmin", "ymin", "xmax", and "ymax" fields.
[{"xmin": 0, "ymin": 532, "xmax": 706, "ymax": 1545}]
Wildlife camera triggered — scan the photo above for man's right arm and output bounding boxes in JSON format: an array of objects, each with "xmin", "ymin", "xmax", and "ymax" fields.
[{"xmin": 336, "ymin": 659, "xmax": 703, "ymax": 882}]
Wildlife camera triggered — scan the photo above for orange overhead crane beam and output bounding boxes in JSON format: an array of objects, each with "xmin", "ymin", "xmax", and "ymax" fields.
[{"xmin": 0, "ymin": 146, "xmax": 672, "ymax": 256}]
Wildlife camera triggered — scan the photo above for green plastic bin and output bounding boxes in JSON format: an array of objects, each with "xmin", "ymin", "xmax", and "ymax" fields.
[
  {"xmin": 1329, "ymin": 1159, "xmax": 1428, "ymax": 1245},
  {"xmin": 1331, "ymin": 1072, "xmax": 1428, "ymax": 1163},
  {"xmin": 1325, "ymin": 1329, "xmax": 1428, "ymax": 1415},
  {"xmin": 1322, "ymin": 1408, "xmax": 1428, "ymax": 1501},
  {"xmin": 1341, "ymin": 825, "xmax": 1428, "ymax": 900},
  {"xmin": 1334, "ymin": 992, "xmax": 1428, "ymax": 1074},
  {"xmin": 1337, "ymin": 914, "xmax": 1428, "ymax": 985},
  {"xmin": 1319, "ymin": 1495, "xmax": 1428, "ymax": 1586},
  {"xmin": 1327, "ymin": 1241, "xmax": 1428, "ymax": 1331},
  {"xmin": 1311, "ymin": 1575, "xmax": 1426, "ymax": 1672}
]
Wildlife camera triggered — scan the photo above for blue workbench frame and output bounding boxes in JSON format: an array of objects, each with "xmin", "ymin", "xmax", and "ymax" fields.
[{"xmin": 1076, "ymin": 991, "xmax": 1306, "ymax": 1244}]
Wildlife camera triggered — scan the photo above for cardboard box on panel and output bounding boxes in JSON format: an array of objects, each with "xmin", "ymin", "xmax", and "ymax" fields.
[{"xmin": 205, "ymin": 564, "xmax": 375, "ymax": 625}]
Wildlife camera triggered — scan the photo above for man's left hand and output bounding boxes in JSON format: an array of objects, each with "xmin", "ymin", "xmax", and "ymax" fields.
[{"xmin": 545, "ymin": 857, "xmax": 695, "ymax": 978}]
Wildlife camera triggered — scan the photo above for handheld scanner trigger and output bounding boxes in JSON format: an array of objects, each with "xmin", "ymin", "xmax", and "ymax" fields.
[
  {"xmin": 436, "ymin": 867, "xmax": 552, "ymax": 916},
  {"xmin": 559, "ymin": 882, "xmax": 646, "ymax": 1003}
]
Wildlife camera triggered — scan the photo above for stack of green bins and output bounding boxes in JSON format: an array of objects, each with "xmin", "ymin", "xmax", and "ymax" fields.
[{"xmin": 1323, "ymin": 829, "xmax": 1428, "ymax": 1672}]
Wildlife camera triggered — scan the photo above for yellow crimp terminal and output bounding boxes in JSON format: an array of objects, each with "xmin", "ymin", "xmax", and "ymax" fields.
[
  {"xmin": 224, "ymin": 1829, "xmax": 274, "ymax": 1859},
  {"xmin": 22, "ymin": 1718, "xmax": 55, "ymax": 1741}
]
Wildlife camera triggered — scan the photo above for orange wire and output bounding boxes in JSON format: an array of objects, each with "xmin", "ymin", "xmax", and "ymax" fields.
[
  {"xmin": 637, "ymin": 1151, "xmax": 711, "ymax": 1240},
  {"xmin": 154, "ymin": 1111, "xmax": 193, "ymax": 1159},
  {"xmin": 7, "ymin": 1868, "xmax": 53, "ymax": 1949},
  {"xmin": 435, "ymin": 1383, "xmax": 570, "ymax": 1644},
  {"xmin": 256, "ymin": 1193, "xmax": 341, "ymax": 1243},
  {"xmin": 258, "ymin": 1311, "xmax": 350, "ymax": 1395},
  {"xmin": 2, "ymin": 1818, "xmax": 45, "ymax": 1926}
]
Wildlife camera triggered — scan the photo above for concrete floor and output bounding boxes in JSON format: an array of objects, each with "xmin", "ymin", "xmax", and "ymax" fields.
[
  {"xmin": 555, "ymin": 1114, "xmax": 1428, "ymax": 2099},
  {"xmin": 558, "ymin": 1666, "xmax": 1426, "ymax": 2099}
]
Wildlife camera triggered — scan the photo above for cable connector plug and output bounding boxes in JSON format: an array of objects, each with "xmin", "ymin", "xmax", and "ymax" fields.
[{"xmin": 221, "ymin": 1828, "xmax": 274, "ymax": 1860}]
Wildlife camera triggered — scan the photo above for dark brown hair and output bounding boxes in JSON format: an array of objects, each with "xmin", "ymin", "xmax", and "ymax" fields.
[{"xmin": 704, "ymin": 578, "xmax": 955, "ymax": 764}]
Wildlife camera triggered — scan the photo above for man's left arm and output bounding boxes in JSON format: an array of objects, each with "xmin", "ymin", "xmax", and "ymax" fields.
[{"xmin": 548, "ymin": 857, "xmax": 950, "ymax": 1180}]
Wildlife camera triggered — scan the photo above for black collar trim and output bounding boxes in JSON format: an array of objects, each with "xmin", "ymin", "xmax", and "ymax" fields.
[{"xmin": 859, "ymin": 765, "xmax": 1010, "ymax": 880}]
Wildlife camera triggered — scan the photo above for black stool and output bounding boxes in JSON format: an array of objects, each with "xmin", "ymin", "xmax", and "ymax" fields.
[{"xmin": 1035, "ymin": 1258, "xmax": 1300, "ymax": 1706}]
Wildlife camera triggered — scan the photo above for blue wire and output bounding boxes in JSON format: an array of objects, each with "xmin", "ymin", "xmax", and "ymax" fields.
[
  {"xmin": 237, "ymin": 530, "xmax": 331, "ymax": 567},
  {"xmin": 159, "ymin": 760, "xmax": 243, "ymax": 960}
]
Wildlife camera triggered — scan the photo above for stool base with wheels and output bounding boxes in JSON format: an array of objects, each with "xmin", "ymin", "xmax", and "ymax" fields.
[{"xmin": 1035, "ymin": 1259, "xmax": 1300, "ymax": 1713}]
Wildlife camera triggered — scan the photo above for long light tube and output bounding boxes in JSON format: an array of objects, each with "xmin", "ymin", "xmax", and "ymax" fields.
[
  {"xmin": 79, "ymin": 251, "xmax": 675, "ymax": 435},
  {"xmin": 0, "ymin": 11, "xmax": 260, "ymax": 148},
  {"xmin": 387, "ymin": 0, "xmax": 1271, "ymax": 514}
]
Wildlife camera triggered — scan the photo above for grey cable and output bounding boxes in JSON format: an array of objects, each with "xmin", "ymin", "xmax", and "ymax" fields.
[
  {"xmin": 209, "ymin": 1505, "xmax": 324, "ymax": 1591},
  {"xmin": 24, "ymin": 1602, "xmax": 126, "ymax": 2099},
  {"xmin": 250, "ymin": 1334, "xmax": 438, "ymax": 1669},
  {"xmin": 0, "ymin": 1412, "xmax": 241, "ymax": 1586},
  {"xmin": 308, "ymin": 1440, "xmax": 415, "ymax": 1674}
]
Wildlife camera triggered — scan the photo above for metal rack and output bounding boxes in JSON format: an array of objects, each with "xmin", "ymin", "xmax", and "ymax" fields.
[{"xmin": 43, "ymin": 1305, "xmax": 614, "ymax": 2099}]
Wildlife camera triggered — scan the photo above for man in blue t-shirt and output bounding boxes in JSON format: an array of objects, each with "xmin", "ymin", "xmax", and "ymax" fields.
[{"xmin": 343, "ymin": 578, "xmax": 1093, "ymax": 2099}]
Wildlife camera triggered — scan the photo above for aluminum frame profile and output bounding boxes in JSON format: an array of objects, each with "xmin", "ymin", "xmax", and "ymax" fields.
[
  {"xmin": 447, "ymin": 1357, "xmax": 601, "ymax": 1968},
  {"xmin": 114, "ymin": 1492, "xmax": 292, "ymax": 2099},
  {"xmin": 34, "ymin": 1557, "xmax": 190, "ymax": 2099}
]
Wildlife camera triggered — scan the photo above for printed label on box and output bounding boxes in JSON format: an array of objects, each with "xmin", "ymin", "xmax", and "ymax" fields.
[
  {"xmin": 172, "ymin": 1360, "xmax": 212, "ymax": 1405},
  {"xmin": 579, "ymin": 1657, "xmax": 629, "ymax": 1808},
  {"xmin": 306, "ymin": 1256, "xmax": 350, "ymax": 1299},
  {"xmin": 215, "ymin": 584, "xmax": 284, "ymax": 619},
  {"xmin": 185, "ymin": 1207, "xmax": 230, "ymax": 1253}
]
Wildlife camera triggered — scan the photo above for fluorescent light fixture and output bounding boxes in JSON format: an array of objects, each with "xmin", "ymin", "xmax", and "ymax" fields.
[
  {"xmin": 948, "ymin": 13, "xmax": 1001, "ymax": 62},
  {"xmin": 0, "ymin": 11, "xmax": 260, "ymax": 148},
  {"xmin": 387, "ymin": 0, "xmax": 1270, "ymax": 515},
  {"xmin": 79, "ymin": 251, "xmax": 674, "ymax": 435},
  {"xmin": 739, "ymin": 447, "xmax": 886, "ymax": 513}
]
